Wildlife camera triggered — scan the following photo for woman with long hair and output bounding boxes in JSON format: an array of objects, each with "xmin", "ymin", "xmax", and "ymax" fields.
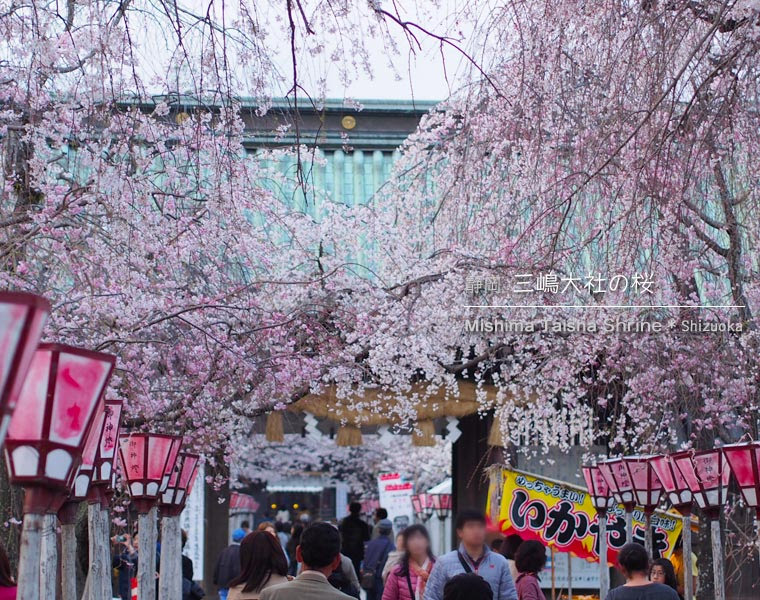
[
  {"xmin": 0, "ymin": 544, "xmax": 17, "ymax": 600},
  {"xmin": 382, "ymin": 524, "xmax": 435, "ymax": 600},
  {"xmin": 227, "ymin": 531, "xmax": 289, "ymax": 600},
  {"xmin": 650, "ymin": 558, "xmax": 682, "ymax": 599}
]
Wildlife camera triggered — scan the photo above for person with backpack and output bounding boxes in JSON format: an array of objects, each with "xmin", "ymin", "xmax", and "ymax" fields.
[{"xmin": 362, "ymin": 519, "xmax": 395, "ymax": 600}]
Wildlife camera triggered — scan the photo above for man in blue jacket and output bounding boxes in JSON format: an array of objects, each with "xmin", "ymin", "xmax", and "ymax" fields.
[{"xmin": 424, "ymin": 509, "xmax": 517, "ymax": 600}]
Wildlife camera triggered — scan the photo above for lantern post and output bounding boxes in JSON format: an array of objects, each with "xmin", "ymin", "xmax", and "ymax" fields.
[
  {"xmin": 672, "ymin": 449, "xmax": 730, "ymax": 600},
  {"xmin": 119, "ymin": 433, "xmax": 183, "ymax": 600},
  {"xmin": 598, "ymin": 458, "xmax": 636, "ymax": 540},
  {"xmin": 582, "ymin": 465, "xmax": 614, "ymax": 600},
  {"xmin": 723, "ymin": 442, "xmax": 760, "ymax": 571},
  {"xmin": 624, "ymin": 456, "xmax": 664, "ymax": 557},
  {"xmin": 4, "ymin": 344, "xmax": 114, "ymax": 598},
  {"xmin": 0, "ymin": 291, "xmax": 49, "ymax": 448},
  {"xmin": 650, "ymin": 453, "xmax": 695, "ymax": 600},
  {"xmin": 431, "ymin": 493, "xmax": 452, "ymax": 555},
  {"xmin": 158, "ymin": 452, "xmax": 200, "ymax": 600}
]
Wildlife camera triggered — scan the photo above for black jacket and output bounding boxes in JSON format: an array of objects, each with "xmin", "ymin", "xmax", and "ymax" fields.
[
  {"xmin": 213, "ymin": 544, "xmax": 241, "ymax": 588},
  {"xmin": 340, "ymin": 514, "xmax": 370, "ymax": 559}
]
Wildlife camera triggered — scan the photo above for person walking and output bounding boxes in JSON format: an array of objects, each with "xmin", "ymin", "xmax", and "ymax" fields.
[
  {"xmin": 362, "ymin": 519, "xmax": 395, "ymax": 600},
  {"xmin": 112, "ymin": 532, "xmax": 139, "ymax": 600},
  {"xmin": 0, "ymin": 544, "xmax": 17, "ymax": 600},
  {"xmin": 372, "ymin": 508, "xmax": 392, "ymax": 540},
  {"xmin": 382, "ymin": 524, "xmax": 436, "ymax": 600},
  {"xmin": 500, "ymin": 534, "xmax": 523, "ymax": 584},
  {"xmin": 329, "ymin": 554, "xmax": 362, "ymax": 598},
  {"xmin": 423, "ymin": 509, "xmax": 517, "ymax": 600},
  {"xmin": 227, "ymin": 531, "xmax": 289, "ymax": 600},
  {"xmin": 442, "ymin": 574, "xmax": 493, "ymax": 600},
  {"xmin": 214, "ymin": 528, "xmax": 246, "ymax": 600},
  {"xmin": 650, "ymin": 559, "xmax": 682, "ymax": 599},
  {"xmin": 382, "ymin": 532, "xmax": 406, "ymax": 582},
  {"xmin": 259, "ymin": 521, "xmax": 355, "ymax": 600},
  {"xmin": 340, "ymin": 502, "xmax": 371, "ymax": 578},
  {"xmin": 513, "ymin": 540, "xmax": 546, "ymax": 600},
  {"xmin": 604, "ymin": 543, "xmax": 679, "ymax": 600},
  {"xmin": 285, "ymin": 523, "xmax": 303, "ymax": 577}
]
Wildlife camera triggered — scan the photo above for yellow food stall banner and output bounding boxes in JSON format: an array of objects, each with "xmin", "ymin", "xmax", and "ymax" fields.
[{"xmin": 487, "ymin": 467, "xmax": 683, "ymax": 564}]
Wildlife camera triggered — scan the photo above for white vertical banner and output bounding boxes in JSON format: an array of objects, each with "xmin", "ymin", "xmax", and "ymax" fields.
[
  {"xmin": 180, "ymin": 463, "xmax": 205, "ymax": 579},
  {"xmin": 377, "ymin": 473, "xmax": 414, "ymax": 532},
  {"xmin": 335, "ymin": 482, "xmax": 349, "ymax": 520}
]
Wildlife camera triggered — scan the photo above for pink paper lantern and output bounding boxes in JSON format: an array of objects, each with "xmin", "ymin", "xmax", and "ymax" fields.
[
  {"xmin": 671, "ymin": 448, "xmax": 730, "ymax": 519},
  {"xmin": 160, "ymin": 451, "xmax": 199, "ymax": 516},
  {"xmin": 0, "ymin": 292, "xmax": 50, "ymax": 447},
  {"xmin": 723, "ymin": 442, "xmax": 760, "ymax": 518},
  {"xmin": 119, "ymin": 433, "xmax": 183, "ymax": 513},
  {"xmin": 431, "ymin": 493, "xmax": 452, "ymax": 519},
  {"xmin": 623, "ymin": 455, "xmax": 664, "ymax": 513},
  {"xmin": 650, "ymin": 454, "xmax": 693, "ymax": 514},
  {"xmin": 4, "ymin": 344, "xmax": 115, "ymax": 513},
  {"xmin": 582, "ymin": 464, "xmax": 615, "ymax": 513},
  {"xmin": 598, "ymin": 458, "xmax": 636, "ymax": 511},
  {"xmin": 159, "ymin": 435, "xmax": 183, "ymax": 493}
]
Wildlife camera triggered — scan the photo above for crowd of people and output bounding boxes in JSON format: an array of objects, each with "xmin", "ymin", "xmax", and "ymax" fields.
[{"xmin": 0, "ymin": 504, "xmax": 695, "ymax": 600}]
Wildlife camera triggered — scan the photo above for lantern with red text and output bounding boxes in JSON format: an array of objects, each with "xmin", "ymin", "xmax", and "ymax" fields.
[
  {"xmin": 4, "ymin": 344, "xmax": 115, "ymax": 513},
  {"xmin": 0, "ymin": 292, "xmax": 50, "ymax": 448},
  {"xmin": 159, "ymin": 435, "xmax": 183, "ymax": 493},
  {"xmin": 119, "ymin": 433, "xmax": 183, "ymax": 514},
  {"xmin": 723, "ymin": 442, "xmax": 760, "ymax": 518},
  {"xmin": 624, "ymin": 455, "xmax": 664, "ymax": 556},
  {"xmin": 431, "ymin": 493, "xmax": 452, "ymax": 520},
  {"xmin": 412, "ymin": 494, "xmax": 430, "ymax": 523},
  {"xmin": 598, "ymin": 457, "xmax": 636, "ymax": 539},
  {"xmin": 160, "ymin": 452, "xmax": 199, "ymax": 516}
]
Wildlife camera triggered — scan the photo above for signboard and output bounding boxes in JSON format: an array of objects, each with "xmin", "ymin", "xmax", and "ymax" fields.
[
  {"xmin": 180, "ymin": 463, "xmax": 205, "ymax": 578},
  {"xmin": 488, "ymin": 467, "xmax": 683, "ymax": 564},
  {"xmin": 377, "ymin": 472, "xmax": 414, "ymax": 532},
  {"xmin": 542, "ymin": 552, "xmax": 600, "ymax": 589}
]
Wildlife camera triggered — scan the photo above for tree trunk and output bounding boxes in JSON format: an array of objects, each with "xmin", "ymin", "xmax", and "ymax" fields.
[
  {"xmin": 17, "ymin": 512, "xmax": 43, "ymax": 599},
  {"xmin": 158, "ymin": 514, "xmax": 182, "ymax": 600}
]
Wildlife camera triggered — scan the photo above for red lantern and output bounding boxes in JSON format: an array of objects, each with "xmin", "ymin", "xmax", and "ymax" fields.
[
  {"xmin": 118, "ymin": 433, "xmax": 183, "ymax": 513},
  {"xmin": 623, "ymin": 455, "xmax": 663, "ymax": 513},
  {"xmin": 723, "ymin": 442, "xmax": 760, "ymax": 518},
  {"xmin": 160, "ymin": 452, "xmax": 199, "ymax": 516},
  {"xmin": 671, "ymin": 448, "xmax": 730, "ymax": 519},
  {"xmin": 90, "ymin": 400, "xmax": 123, "ymax": 492},
  {"xmin": 582, "ymin": 465, "xmax": 615, "ymax": 513},
  {"xmin": 431, "ymin": 493, "xmax": 452, "ymax": 520},
  {"xmin": 598, "ymin": 458, "xmax": 636, "ymax": 511},
  {"xmin": 650, "ymin": 454, "xmax": 693, "ymax": 514},
  {"xmin": 4, "ymin": 344, "xmax": 115, "ymax": 513},
  {"xmin": 0, "ymin": 292, "xmax": 50, "ymax": 447},
  {"xmin": 159, "ymin": 435, "xmax": 183, "ymax": 493}
]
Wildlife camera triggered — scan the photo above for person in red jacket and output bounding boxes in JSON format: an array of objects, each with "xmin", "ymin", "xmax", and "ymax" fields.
[
  {"xmin": 0, "ymin": 544, "xmax": 16, "ymax": 600},
  {"xmin": 513, "ymin": 541, "xmax": 546, "ymax": 600},
  {"xmin": 382, "ymin": 525, "xmax": 435, "ymax": 600}
]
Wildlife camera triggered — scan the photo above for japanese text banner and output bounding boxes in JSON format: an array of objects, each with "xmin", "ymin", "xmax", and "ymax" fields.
[{"xmin": 487, "ymin": 467, "xmax": 682, "ymax": 564}]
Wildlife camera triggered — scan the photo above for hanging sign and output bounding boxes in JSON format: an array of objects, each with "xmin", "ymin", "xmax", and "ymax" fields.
[
  {"xmin": 487, "ymin": 467, "xmax": 683, "ymax": 564},
  {"xmin": 377, "ymin": 472, "xmax": 414, "ymax": 532}
]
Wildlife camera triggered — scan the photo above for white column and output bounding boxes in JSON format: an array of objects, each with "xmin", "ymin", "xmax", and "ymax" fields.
[
  {"xmin": 60, "ymin": 521, "xmax": 77, "ymax": 600},
  {"xmin": 683, "ymin": 514, "xmax": 694, "ymax": 600},
  {"xmin": 100, "ymin": 505, "xmax": 112, "ymax": 600},
  {"xmin": 139, "ymin": 506, "xmax": 159, "ymax": 600},
  {"xmin": 17, "ymin": 513, "xmax": 44, "ymax": 599},
  {"xmin": 644, "ymin": 512, "xmax": 653, "ymax": 558},
  {"xmin": 598, "ymin": 513, "xmax": 609, "ymax": 600},
  {"xmin": 158, "ymin": 514, "xmax": 182, "ymax": 600},
  {"xmin": 710, "ymin": 518, "xmax": 725, "ymax": 600},
  {"xmin": 85, "ymin": 502, "xmax": 108, "ymax": 600},
  {"xmin": 39, "ymin": 513, "xmax": 58, "ymax": 598}
]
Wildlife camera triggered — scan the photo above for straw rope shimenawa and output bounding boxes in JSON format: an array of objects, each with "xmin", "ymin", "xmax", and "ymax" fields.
[{"xmin": 261, "ymin": 380, "xmax": 538, "ymax": 446}]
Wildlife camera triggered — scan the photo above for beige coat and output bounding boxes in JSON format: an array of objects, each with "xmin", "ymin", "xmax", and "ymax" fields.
[
  {"xmin": 227, "ymin": 574, "xmax": 289, "ymax": 600},
  {"xmin": 259, "ymin": 570, "xmax": 354, "ymax": 600}
]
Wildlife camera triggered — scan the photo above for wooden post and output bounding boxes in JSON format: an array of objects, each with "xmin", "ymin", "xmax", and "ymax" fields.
[
  {"xmin": 17, "ymin": 513, "xmax": 44, "ymax": 599},
  {"xmin": 551, "ymin": 546, "xmax": 556, "ymax": 600},
  {"xmin": 599, "ymin": 513, "xmax": 609, "ymax": 600},
  {"xmin": 139, "ymin": 506, "xmax": 158, "ymax": 600},
  {"xmin": 39, "ymin": 513, "xmax": 58, "ymax": 598},
  {"xmin": 85, "ymin": 503, "xmax": 101, "ymax": 600},
  {"xmin": 710, "ymin": 518, "xmax": 725, "ymax": 600},
  {"xmin": 644, "ymin": 512, "xmax": 653, "ymax": 558},
  {"xmin": 683, "ymin": 514, "xmax": 694, "ymax": 600},
  {"xmin": 158, "ymin": 514, "xmax": 182, "ymax": 600},
  {"xmin": 567, "ymin": 551, "xmax": 572, "ymax": 600},
  {"xmin": 60, "ymin": 521, "xmax": 77, "ymax": 600},
  {"xmin": 625, "ymin": 510, "xmax": 633, "ymax": 542},
  {"xmin": 100, "ymin": 505, "xmax": 112, "ymax": 600}
]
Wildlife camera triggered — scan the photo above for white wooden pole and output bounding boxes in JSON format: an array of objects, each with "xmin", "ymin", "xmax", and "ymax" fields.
[
  {"xmin": 567, "ymin": 551, "xmax": 572, "ymax": 600},
  {"xmin": 599, "ymin": 514, "xmax": 609, "ymax": 600},
  {"xmin": 138, "ymin": 506, "xmax": 158, "ymax": 600},
  {"xmin": 100, "ymin": 505, "xmax": 112, "ymax": 600},
  {"xmin": 39, "ymin": 512, "xmax": 58, "ymax": 598},
  {"xmin": 710, "ymin": 518, "xmax": 725, "ymax": 600},
  {"xmin": 683, "ymin": 514, "xmax": 694, "ymax": 600},
  {"xmin": 625, "ymin": 510, "xmax": 633, "ymax": 542},
  {"xmin": 644, "ymin": 512, "xmax": 653, "ymax": 558},
  {"xmin": 60, "ymin": 521, "xmax": 77, "ymax": 600},
  {"xmin": 158, "ymin": 514, "xmax": 182, "ymax": 600},
  {"xmin": 17, "ymin": 512, "xmax": 44, "ymax": 599},
  {"xmin": 86, "ymin": 502, "xmax": 109, "ymax": 600}
]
